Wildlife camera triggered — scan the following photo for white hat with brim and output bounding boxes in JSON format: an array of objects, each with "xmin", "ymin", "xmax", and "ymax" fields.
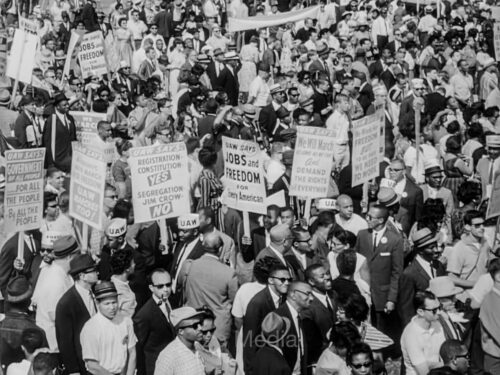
[{"xmin": 427, "ymin": 276, "xmax": 463, "ymax": 298}]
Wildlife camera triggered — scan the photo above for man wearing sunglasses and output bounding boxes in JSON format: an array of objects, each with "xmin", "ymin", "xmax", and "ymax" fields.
[
  {"xmin": 133, "ymin": 269, "xmax": 175, "ymax": 375},
  {"xmin": 154, "ymin": 306, "xmax": 206, "ymax": 375},
  {"xmin": 429, "ymin": 339, "xmax": 470, "ymax": 375}
]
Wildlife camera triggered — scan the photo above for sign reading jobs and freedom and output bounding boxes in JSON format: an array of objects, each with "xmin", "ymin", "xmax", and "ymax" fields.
[
  {"xmin": 222, "ymin": 136, "xmax": 267, "ymax": 214},
  {"xmin": 69, "ymin": 143, "xmax": 107, "ymax": 230},
  {"xmin": 289, "ymin": 126, "xmax": 335, "ymax": 199},
  {"xmin": 128, "ymin": 143, "xmax": 190, "ymax": 223},
  {"xmin": 4, "ymin": 148, "xmax": 46, "ymax": 233},
  {"xmin": 351, "ymin": 110, "xmax": 383, "ymax": 186},
  {"xmin": 78, "ymin": 31, "xmax": 108, "ymax": 79}
]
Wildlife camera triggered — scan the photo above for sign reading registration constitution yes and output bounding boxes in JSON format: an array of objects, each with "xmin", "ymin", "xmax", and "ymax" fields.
[
  {"xmin": 4, "ymin": 149, "xmax": 45, "ymax": 233},
  {"xmin": 128, "ymin": 143, "xmax": 190, "ymax": 223},
  {"xmin": 222, "ymin": 136, "xmax": 267, "ymax": 214}
]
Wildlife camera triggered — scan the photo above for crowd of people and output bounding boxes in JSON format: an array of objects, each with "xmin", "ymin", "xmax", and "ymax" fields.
[{"xmin": 0, "ymin": 0, "xmax": 500, "ymax": 374}]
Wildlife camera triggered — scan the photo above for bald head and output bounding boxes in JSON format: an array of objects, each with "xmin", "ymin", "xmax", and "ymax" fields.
[
  {"xmin": 337, "ymin": 194, "xmax": 354, "ymax": 220},
  {"xmin": 202, "ymin": 232, "xmax": 223, "ymax": 254},
  {"xmin": 270, "ymin": 224, "xmax": 293, "ymax": 252}
]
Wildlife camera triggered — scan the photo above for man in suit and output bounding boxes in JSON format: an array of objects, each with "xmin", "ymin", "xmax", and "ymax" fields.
[
  {"xmin": 275, "ymin": 281, "xmax": 313, "ymax": 375},
  {"xmin": 243, "ymin": 264, "xmax": 291, "ymax": 375},
  {"xmin": 55, "ymin": 254, "xmax": 98, "ymax": 375},
  {"xmin": 170, "ymin": 214, "xmax": 204, "ymax": 307},
  {"xmin": 303, "ymin": 264, "xmax": 336, "ymax": 365},
  {"xmin": 308, "ymin": 44, "xmax": 330, "ymax": 79},
  {"xmin": 0, "ymin": 231, "xmax": 40, "ymax": 302},
  {"xmin": 252, "ymin": 312, "xmax": 292, "ymax": 374},
  {"xmin": 421, "ymin": 160, "xmax": 454, "ymax": 224},
  {"xmin": 206, "ymin": 48, "xmax": 226, "ymax": 92},
  {"xmin": 398, "ymin": 228, "xmax": 446, "ymax": 326},
  {"xmin": 133, "ymin": 269, "xmax": 175, "ymax": 375},
  {"xmin": 398, "ymin": 78, "xmax": 426, "ymax": 128},
  {"xmin": 198, "ymin": 206, "xmax": 235, "ymax": 268},
  {"xmin": 197, "ymin": 98, "xmax": 218, "ymax": 139},
  {"xmin": 284, "ymin": 226, "xmax": 315, "ymax": 281},
  {"xmin": 380, "ymin": 57, "xmax": 397, "ymax": 90},
  {"xmin": 179, "ymin": 233, "xmax": 238, "ymax": 347},
  {"xmin": 355, "ymin": 205, "xmax": 404, "ymax": 356},
  {"xmin": 368, "ymin": 47, "xmax": 392, "ymax": 80},
  {"xmin": 153, "ymin": 3, "xmax": 173, "ymax": 42},
  {"xmin": 241, "ymin": 205, "xmax": 280, "ymax": 262},
  {"xmin": 258, "ymin": 84, "xmax": 285, "ymax": 140},
  {"xmin": 388, "ymin": 159, "xmax": 423, "ymax": 235},
  {"xmin": 137, "ymin": 47, "xmax": 157, "ymax": 81},
  {"xmin": 42, "ymin": 93, "xmax": 77, "ymax": 173},
  {"xmin": 220, "ymin": 52, "xmax": 240, "ymax": 106},
  {"xmin": 255, "ymin": 224, "xmax": 295, "ymax": 278},
  {"xmin": 353, "ymin": 70, "xmax": 374, "ymax": 114}
]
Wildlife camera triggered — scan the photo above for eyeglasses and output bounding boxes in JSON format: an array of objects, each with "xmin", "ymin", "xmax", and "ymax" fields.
[
  {"xmin": 48, "ymin": 204, "xmax": 59, "ymax": 208},
  {"xmin": 388, "ymin": 167, "xmax": 405, "ymax": 172},
  {"xmin": 71, "ymin": 82, "xmax": 82, "ymax": 87},
  {"xmin": 153, "ymin": 282, "xmax": 172, "ymax": 289},
  {"xmin": 105, "ymin": 195, "xmax": 118, "ymax": 199},
  {"xmin": 351, "ymin": 362, "xmax": 372, "ymax": 369},
  {"xmin": 296, "ymin": 238, "xmax": 311, "ymax": 243},
  {"xmin": 294, "ymin": 289, "xmax": 313, "ymax": 298},
  {"xmin": 366, "ymin": 214, "xmax": 382, "ymax": 220},
  {"xmin": 179, "ymin": 321, "xmax": 202, "ymax": 330},
  {"xmin": 290, "ymin": 93, "xmax": 299, "ymax": 97},
  {"xmin": 423, "ymin": 306, "xmax": 441, "ymax": 314},
  {"xmin": 271, "ymin": 276, "xmax": 293, "ymax": 283},
  {"xmin": 471, "ymin": 222, "xmax": 484, "ymax": 228},
  {"xmin": 201, "ymin": 328, "xmax": 216, "ymax": 335},
  {"xmin": 46, "ymin": 75, "xmax": 56, "ymax": 79},
  {"xmin": 455, "ymin": 353, "xmax": 470, "ymax": 361},
  {"xmin": 121, "ymin": 90, "xmax": 128, "ymax": 94}
]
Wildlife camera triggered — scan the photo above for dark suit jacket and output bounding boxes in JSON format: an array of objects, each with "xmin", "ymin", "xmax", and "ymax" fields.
[
  {"xmin": 396, "ymin": 178, "xmax": 424, "ymax": 235},
  {"xmin": 243, "ymin": 287, "xmax": 279, "ymax": 375},
  {"xmin": 133, "ymin": 298, "xmax": 175, "ymax": 375},
  {"xmin": 275, "ymin": 303, "xmax": 307, "ymax": 375},
  {"xmin": 283, "ymin": 250, "xmax": 314, "ymax": 282},
  {"xmin": 55, "ymin": 286, "xmax": 91, "ymax": 374},
  {"xmin": 252, "ymin": 345, "xmax": 292, "ymax": 375},
  {"xmin": 301, "ymin": 294, "xmax": 336, "ymax": 364},
  {"xmin": 241, "ymin": 227, "xmax": 267, "ymax": 262},
  {"xmin": 398, "ymin": 259, "xmax": 445, "ymax": 326},
  {"xmin": 169, "ymin": 238, "xmax": 204, "ymax": 279},
  {"xmin": 308, "ymin": 59, "xmax": 329, "ymax": 78},
  {"xmin": 206, "ymin": 62, "xmax": 225, "ymax": 91},
  {"xmin": 354, "ymin": 228, "xmax": 404, "ymax": 311},
  {"xmin": 368, "ymin": 59, "xmax": 384, "ymax": 79},
  {"xmin": 153, "ymin": 10, "xmax": 173, "ymax": 40},
  {"xmin": 358, "ymin": 82, "xmax": 374, "ymax": 114},
  {"xmin": 42, "ymin": 112, "xmax": 77, "ymax": 173},
  {"xmin": 197, "ymin": 114, "xmax": 216, "ymax": 139},
  {"xmin": 0, "ymin": 234, "xmax": 38, "ymax": 296},
  {"xmin": 258, "ymin": 103, "xmax": 278, "ymax": 138},
  {"xmin": 221, "ymin": 66, "xmax": 239, "ymax": 106},
  {"xmin": 380, "ymin": 69, "xmax": 396, "ymax": 90},
  {"xmin": 398, "ymin": 95, "xmax": 415, "ymax": 127}
]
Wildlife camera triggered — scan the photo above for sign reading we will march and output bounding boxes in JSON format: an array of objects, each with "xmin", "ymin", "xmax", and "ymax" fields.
[{"xmin": 128, "ymin": 143, "xmax": 190, "ymax": 223}]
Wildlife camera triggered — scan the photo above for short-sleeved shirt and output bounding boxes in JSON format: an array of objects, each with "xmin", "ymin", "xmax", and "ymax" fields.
[
  {"xmin": 401, "ymin": 317, "xmax": 445, "ymax": 375},
  {"xmin": 248, "ymin": 76, "xmax": 270, "ymax": 107},
  {"xmin": 80, "ymin": 312, "xmax": 137, "ymax": 374},
  {"xmin": 154, "ymin": 337, "xmax": 205, "ymax": 375},
  {"xmin": 446, "ymin": 239, "xmax": 483, "ymax": 282}
]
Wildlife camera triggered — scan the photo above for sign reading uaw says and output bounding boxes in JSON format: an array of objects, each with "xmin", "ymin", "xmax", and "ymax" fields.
[
  {"xmin": 128, "ymin": 143, "xmax": 190, "ymax": 223},
  {"xmin": 4, "ymin": 148, "xmax": 45, "ymax": 233},
  {"xmin": 70, "ymin": 143, "xmax": 107, "ymax": 229},
  {"xmin": 222, "ymin": 136, "xmax": 267, "ymax": 214},
  {"xmin": 289, "ymin": 126, "xmax": 335, "ymax": 198}
]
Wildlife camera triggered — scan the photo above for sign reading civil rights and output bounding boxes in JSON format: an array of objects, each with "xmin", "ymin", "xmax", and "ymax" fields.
[
  {"xmin": 78, "ymin": 31, "xmax": 108, "ymax": 79},
  {"xmin": 351, "ymin": 110, "xmax": 383, "ymax": 186},
  {"xmin": 289, "ymin": 126, "xmax": 335, "ymax": 199},
  {"xmin": 69, "ymin": 143, "xmax": 107, "ymax": 230},
  {"xmin": 128, "ymin": 143, "xmax": 190, "ymax": 223},
  {"xmin": 222, "ymin": 136, "xmax": 267, "ymax": 214},
  {"xmin": 4, "ymin": 148, "xmax": 46, "ymax": 233}
]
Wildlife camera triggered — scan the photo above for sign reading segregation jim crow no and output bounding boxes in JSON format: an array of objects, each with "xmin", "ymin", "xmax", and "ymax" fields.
[{"xmin": 128, "ymin": 142, "xmax": 190, "ymax": 223}]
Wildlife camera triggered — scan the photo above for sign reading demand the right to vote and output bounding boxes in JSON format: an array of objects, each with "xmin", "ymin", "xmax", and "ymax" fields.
[
  {"xmin": 222, "ymin": 136, "xmax": 267, "ymax": 214},
  {"xmin": 351, "ymin": 109, "xmax": 383, "ymax": 187},
  {"xmin": 4, "ymin": 148, "xmax": 46, "ymax": 233},
  {"xmin": 128, "ymin": 142, "xmax": 190, "ymax": 223},
  {"xmin": 69, "ymin": 143, "xmax": 107, "ymax": 230},
  {"xmin": 78, "ymin": 31, "xmax": 108, "ymax": 79},
  {"xmin": 289, "ymin": 126, "xmax": 336, "ymax": 199}
]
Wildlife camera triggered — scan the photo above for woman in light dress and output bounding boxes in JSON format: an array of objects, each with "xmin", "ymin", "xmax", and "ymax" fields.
[
  {"xmin": 238, "ymin": 36, "xmax": 259, "ymax": 97},
  {"xmin": 115, "ymin": 17, "xmax": 135, "ymax": 69},
  {"xmin": 166, "ymin": 38, "xmax": 186, "ymax": 98}
]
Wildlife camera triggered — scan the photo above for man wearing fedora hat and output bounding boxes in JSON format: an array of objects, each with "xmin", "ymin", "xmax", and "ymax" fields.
[
  {"xmin": 0, "ymin": 276, "xmax": 47, "ymax": 370},
  {"xmin": 258, "ymin": 83, "xmax": 285, "ymax": 142},
  {"xmin": 55, "ymin": 254, "xmax": 98, "ymax": 375},
  {"xmin": 80, "ymin": 281, "xmax": 137, "ymax": 375},
  {"xmin": 252, "ymin": 312, "xmax": 292, "ymax": 374},
  {"xmin": 33, "ymin": 235, "xmax": 79, "ymax": 352},
  {"xmin": 42, "ymin": 92, "xmax": 77, "ymax": 173},
  {"xmin": 476, "ymin": 135, "xmax": 500, "ymax": 201},
  {"xmin": 421, "ymin": 159, "xmax": 454, "ymax": 222},
  {"xmin": 221, "ymin": 51, "xmax": 240, "ymax": 106},
  {"xmin": 398, "ymin": 227, "xmax": 446, "ymax": 326}
]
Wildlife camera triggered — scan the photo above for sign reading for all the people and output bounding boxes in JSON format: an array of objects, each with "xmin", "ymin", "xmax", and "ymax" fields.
[
  {"xmin": 222, "ymin": 136, "xmax": 267, "ymax": 214},
  {"xmin": 78, "ymin": 31, "xmax": 108, "ymax": 79},
  {"xmin": 128, "ymin": 143, "xmax": 190, "ymax": 223},
  {"xmin": 69, "ymin": 143, "xmax": 107, "ymax": 230},
  {"xmin": 289, "ymin": 126, "xmax": 335, "ymax": 199},
  {"xmin": 4, "ymin": 148, "xmax": 46, "ymax": 233},
  {"xmin": 351, "ymin": 109, "xmax": 383, "ymax": 186}
]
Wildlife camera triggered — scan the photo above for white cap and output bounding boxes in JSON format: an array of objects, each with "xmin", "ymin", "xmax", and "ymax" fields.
[
  {"xmin": 106, "ymin": 218, "xmax": 127, "ymax": 237},
  {"xmin": 41, "ymin": 231, "xmax": 64, "ymax": 249},
  {"xmin": 380, "ymin": 178, "xmax": 396, "ymax": 189},
  {"xmin": 316, "ymin": 198, "xmax": 337, "ymax": 211},
  {"xmin": 487, "ymin": 135, "xmax": 500, "ymax": 148},
  {"xmin": 178, "ymin": 214, "xmax": 200, "ymax": 230}
]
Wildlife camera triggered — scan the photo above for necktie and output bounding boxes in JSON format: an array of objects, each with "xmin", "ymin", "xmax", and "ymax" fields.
[
  {"xmin": 89, "ymin": 291, "xmax": 97, "ymax": 315},
  {"xmin": 297, "ymin": 317, "xmax": 304, "ymax": 357},
  {"xmin": 158, "ymin": 299, "xmax": 171, "ymax": 322},
  {"xmin": 326, "ymin": 296, "xmax": 334, "ymax": 315},
  {"xmin": 373, "ymin": 232, "xmax": 378, "ymax": 249}
]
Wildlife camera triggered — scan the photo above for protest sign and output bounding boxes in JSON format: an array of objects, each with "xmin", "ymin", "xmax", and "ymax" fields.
[
  {"xmin": 494, "ymin": 23, "xmax": 500, "ymax": 61},
  {"xmin": 222, "ymin": 136, "xmax": 267, "ymax": 214},
  {"xmin": 4, "ymin": 149, "xmax": 46, "ymax": 234},
  {"xmin": 78, "ymin": 31, "xmax": 108, "ymax": 79},
  {"xmin": 62, "ymin": 31, "xmax": 82, "ymax": 83},
  {"xmin": 6, "ymin": 29, "xmax": 38, "ymax": 84},
  {"xmin": 289, "ymin": 126, "xmax": 335, "ymax": 199},
  {"xmin": 128, "ymin": 143, "xmax": 190, "ymax": 223},
  {"xmin": 492, "ymin": 7, "xmax": 500, "ymax": 21},
  {"xmin": 19, "ymin": 17, "xmax": 38, "ymax": 35},
  {"xmin": 69, "ymin": 143, "xmax": 107, "ymax": 230},
  {"xmin": 351, "ymin": 110, "xmax": 383, "ymax": 187},
  {"xmin": 71, "ymin": 111, "xmax": 107, "ymax": 145}
]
